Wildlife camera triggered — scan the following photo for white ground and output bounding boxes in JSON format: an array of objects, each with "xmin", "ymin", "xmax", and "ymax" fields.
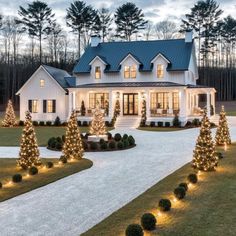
[{"xmin": 0, "ymin": 121, "xmax": 236, "ymax": 236}]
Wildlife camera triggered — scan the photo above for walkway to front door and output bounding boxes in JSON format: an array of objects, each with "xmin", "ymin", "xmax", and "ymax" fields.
[{"xmin": 123, "ymin": 93, "xmax": 138, "ymax": 115}]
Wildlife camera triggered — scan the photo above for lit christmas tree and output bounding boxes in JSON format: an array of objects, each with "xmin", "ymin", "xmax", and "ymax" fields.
[
  {"xmin": 192, "ymin": 110, "xmax": 218, "ymax": 171},
  {"xmin": 17, "ymin": 111, "xmax": 41, "ymax": 169},
  {"xmin": 140, "ymin": 99, "xmax": 147, "ymax": 126},
  {"xmin": 114, "ymin": 99, "xmax": 120, "ymax": 118},
  {"xmin": 2, "ymin": 100, "xmax": 17, "ymax": 127},
  {"xmin": 62, "ymin": 110, "xmax": 84, "ymax": 160},
  {"xmin": 215, "ymin": 106, "xmax": 231, "ymax": 145},
  {"xmin": 90, "ymin": 105, "xmax": 107, "ymax": 136}
]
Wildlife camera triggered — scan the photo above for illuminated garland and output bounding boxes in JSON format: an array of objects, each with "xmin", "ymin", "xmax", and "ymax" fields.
[
  {"xmin": 2, "ymin": 100, "xmax": 17, "ymax": 127},
  {"xmin": 192, "ymin": 110, "xmax": 218, "ymax": 171},
  {"xmin": 62, "ymin": 110, "xmax": 84, "ymax": 160},
  {"xmin": 89, "ymin": 106, "xmax": 107, "ymax": 136},
  {"xmin": 17, "ymin": 111, "xmax": 41, "ymax": 169},
  {"xmin": 215, "ymin": 106, "xmax": 231, "ymax": 145}
]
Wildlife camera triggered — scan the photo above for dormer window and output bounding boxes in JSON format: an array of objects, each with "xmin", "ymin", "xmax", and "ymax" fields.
[
  {"xmin": 95, "ymin": 66, "xmax": 101, "ymax": 79},
  {"xmin": 157, "ymin": 64, "xmax": 164, "ymax": 78},
  {"xmin": 124, "ymin": 65, "xmax": 136, "ymax": 79},
  {"xmin": 40, "ymin": 79, "xmax": 45, "ymax": 87}
]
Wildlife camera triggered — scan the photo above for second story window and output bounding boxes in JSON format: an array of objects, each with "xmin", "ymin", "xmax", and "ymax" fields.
[
  {"xmin": 95, "ymin": 66, "xmax": 101, "ymax": 79},
  {"xmin": 40, "ymin": 79, "xmax": 45, "ymax": 87},
  {"xmin": 124, "ymin": 65, "xmax": 136, "ymax": 79},
  {"xmin": 157, "ymin": 64, "xmax": 164, "ymax": 78}
]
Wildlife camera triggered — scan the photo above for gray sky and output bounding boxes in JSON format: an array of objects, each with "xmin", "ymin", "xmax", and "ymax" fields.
[{"xmin": 0, "ymin": 0, "xmax": 235, "ymax": 28}]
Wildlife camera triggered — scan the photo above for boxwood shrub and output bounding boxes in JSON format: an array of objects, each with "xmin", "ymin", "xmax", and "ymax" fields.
[
  {"xmin": 100, "ymin": 142, "xmax": 108, "ymax": 150},
  {"xmin": 123, "ymin": 139, "xmax": 129, "ymax": 148},
  {"xmin": 46, "ymin": 162, "xmax": 54, "ymax": 169},
  {"xmin": 159, "ymin": 198, "xmax": 171, "ymax": 211},
  {"xmin": 117, "ymin": 141, "xmax": 124, "ymax": 149},
  {"xmin": 109, "ymin": 140, "xmax": 116, "ymax": 149},
  {"xmin": 165, "ymin": 122, "xmax": 170, "ymax": 127},
  {"xmin": 39, "ymin": 121, "xmax": 45, "ymax": 126},
  {"xmin": 82, "ymin": 121, "xmax": 88, "ymax": 126},
  {"xmin": 125, "ymin": 224, "xmax": 143, "ymax": 236},
  {"xmin": 59, "ymin": 155, "xmax": 67, "ymax": 164},
  {"xmin": 28, "ymin": 166, "xmax": 38, "ymax": 175},
  {"xmin": 123, "ymin": 134, "xmax": 128, "ymax": 140},
  {"xmin": 18, "ymin": 120, "xmax": 24, "ymax": 126},
  {"xmin": 179, "ymin": 182, "xmax": 188, "ymax": 192},
  {"xmin": 174, "ymin": 186, "xmax": 186, "ymax": 199},
  {"xmin": 90, "ymin": 142, "xmax": 98, "ymax": 150},
  {"xmin": 141, "ymin": 213, "xmax": 156, "ymax": 230},
  {"xmin": 12, "ymin": 174, "xmax": 22, "ymax": 183},
  {"xmin": 46, "ymin": 121, "xmax": 52, "ymax": 126},
  {"xmin": 150, "ymin": 121, "xmax": 155, "ymax": 127},
  {"xmin": 157, "ymin": 121, "xmax": 163, "ymax": 127},
  {"xmin": 128, "ymin": 136, "xmax": 135, "ymax": 146},
  {"xmin": 114, "ymin": 133, "xmax": 122, "ymax": 142},
  {"xmin": 107, "ymin": 132, "xmax": 112, "ymax": 140},
  {"xmin": 188, "ymin": 173, "xmax": 198, "ymax": 184},
  {"xmin": 32, "ymin": 121, "xmax": 38, "ymax": 126}
]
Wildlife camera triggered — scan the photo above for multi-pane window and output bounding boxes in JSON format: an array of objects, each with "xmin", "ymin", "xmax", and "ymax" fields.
[
  {"xmin": 157, "ymin": 64, "xmax": 164, "ymax": 78},
  {"xmin": 89, "ymin": 93, "xmax": 109, "ymax": 109},
  {"xmin": 47, "ymin": 100, "xmax": 53, "ymax": 113},
  {"xmin": 172, "ymin": 92, "xmax": 179, "ymax": 110},
  {"xmin": 124, "ymin": 65, "xmax": 136, "ymax": 79},
  {"xmin": 40, "ymin": 79, "xmax": 45, "ymax": 87},
  {"xmin": 43, "ymin": 100, "xmax": 56, "ymax": 113},
  {"xmin": 150, "ymin": 93, "xmax": 169, "ymax": 109},
  {"xmin": 95, "ymin": 66, "xmax": 101, "ymax": 79},
  {"xmin": 32, "ymin": 100, "xmax": 38, "ymax": 113}
]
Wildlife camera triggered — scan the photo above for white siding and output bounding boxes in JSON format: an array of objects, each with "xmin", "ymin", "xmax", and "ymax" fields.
[{"xmin": 18, "ymin": 67, "xmax": 68, "ymax": 122}]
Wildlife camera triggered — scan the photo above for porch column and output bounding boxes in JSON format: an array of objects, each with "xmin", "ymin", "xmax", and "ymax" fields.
[
  {"xmin": 72, "ymin": 91, "xmax": 76, "ymax": 110},
  {"xmin": 68, "ymin": 91, "xmax": 72, "ymax": 115},
  {"xmin": 179, "ymin": 89, "xmax": 187, "ymax": 120},
  {"xmin": 146, "ymin": 90, "xmax": 150, "ymax": 118},
  {"xmin": 206, "ymin": 91, "xmax": 211, "ymax": 117},
  {"xmin": 196, "ymin": 94, "xmax": 199, "ymax": 107},
  {"xmin": 168, "ymin": 92, "xmax": 173, "ymax": 114},
  {"xmin": 211, "ymin": 91, "xmax": 215, "ymax": 115},
  {"xmin": 109, "ymin": 91, "xmax": 113, "ymax": 119}
]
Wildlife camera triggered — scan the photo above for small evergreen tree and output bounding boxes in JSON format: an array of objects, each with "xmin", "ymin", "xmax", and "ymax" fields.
[
  {"xmin": 17, "ymin": 111, "xmax": 41, "ymax": 169},
  {"xmin": 172, "ymin": 115, "xmax": 180, "ymax": 127},
  {"xmin": 62, "ymin": 110, "xmax": 84, "ymax": 160},
  {"xmin": 111, "ymin": 99, "xmax": 120, "ymax": 125},
  {"xmin": 81, "ymin": 100, "xmax": 86, "ymax": 116},
  {"xmin": 90, "ymin": 106, "xmax": 107, "ymax": 136},
  {"xmin": 2, "ymin": 100, "xmax": 17, "ymax": 127},
  {"xmin": 140, "ymin": 99, "xmax": 146, "ymax": 126},
  {"xmin": 215, "ymin": 106, "xmax": 231, "ymax": 145},
  {"xmin": 192, "ymin": 110, "xmax": 218, "ymax": 171}
]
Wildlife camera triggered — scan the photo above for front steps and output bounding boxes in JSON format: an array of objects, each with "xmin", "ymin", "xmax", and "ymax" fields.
[{"xmin": 115, "ymin": 116, "xmax": 141, "ymax": 129}]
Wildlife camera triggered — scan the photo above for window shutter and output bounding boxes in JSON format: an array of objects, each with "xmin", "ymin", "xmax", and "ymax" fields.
[
  {"xmin": 28, "ymin": 100, "xmax": 32, "ymax": 112},
  {"xmin": 53, "ymin": 100, "xmax": 56, "ymax": 113},
  {"xmin": 43, "ymin": 100, "xmax": 47, "ymax": 113}
]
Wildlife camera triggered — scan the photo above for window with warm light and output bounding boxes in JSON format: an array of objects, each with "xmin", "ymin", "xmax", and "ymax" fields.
[
  {"xmin": 95, "ymin": 66, "xmax": 101, "ymax": 79},
  {"xmin": 124, "ymin": 65, "xmax": 136, "ymax": 79},
  {"xmin": 89, "ymin": 93, "xmax": 109, "ymax": 109},
  {"xmin": 40, "ymin": 79, "xmax": 45, "ymax": 87},
  {"xmin": 157, "ymin": 64, "xmax": 164, "ymax": 78},
  {"xmin": 172, "ymin": 92, "xmax": 179, "ymax": 110},
  {"xmin": 47, "ymin": 100, "xmax": 53, "ymax": 113},
  {"xmin": 32, "ymin": 100, "xmax": 38, "ymax": 113}
]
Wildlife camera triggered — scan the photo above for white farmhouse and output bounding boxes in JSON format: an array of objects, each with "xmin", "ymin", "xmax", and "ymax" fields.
[{"xmin": 17, "ymin": 31, "xmax": 216, "ymax": 127}]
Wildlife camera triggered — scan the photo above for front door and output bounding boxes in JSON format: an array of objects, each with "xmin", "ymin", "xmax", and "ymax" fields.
[{"xmin": 123, "ymin": 93, "xmax": 138, "ymax": 115}]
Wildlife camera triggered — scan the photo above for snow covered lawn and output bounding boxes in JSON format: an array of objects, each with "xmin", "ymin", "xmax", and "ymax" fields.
[{"xmin": 0, "ymin": 125, "xmax": 235, "ymax": 236}]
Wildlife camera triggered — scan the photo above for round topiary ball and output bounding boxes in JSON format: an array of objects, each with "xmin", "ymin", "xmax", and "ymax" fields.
[
  {"xmin": 114, "ymin": 133, "xmax": 122, "ymax": 142},
  {"xmin": 59, "ymin": 155, "xmax": 67, "ymax": 164},
  {"xmin": 128, "ymin": 135, "xmax": 135, "ymax": 146},
  {"xmin": 90, "ymin": 142, "xmax": 98, "ymax": 150},
  {"xmin": 179, "ymin": 182, "xmax": 188, "ymax": 192},
  {"xmin": 99, "ymin": 139, "xmax": 105, "ymax": 144},
  {"xmin": 12, "ymin": 174, "xmax": 22, "ymax": 183},
  {"xmin": 46, "ymin": 162, "xmax": 54, "ymax": 169},
  {"xmin": 109, "ymin": 141, "xmax": 116, "ymax": 149},
  {"xmin": 174, "ymin": 186, "xmax": 186, "ymax": 200},
  {"xmin": 125, "ymin": 224, "xmax": 143, "ymax": 236},
  {"xmin": 141, "ymin": 213, "xmax": 156, "ymax": 231},
  {"xmin": 56, "ymin": 142, "xmax": 62, "ymax": 150},
  {"xmin": 123, "ymin": 134, "xmax": 128, "ymax": 140},
  {"xmin": 100, "ymin": 142, "xmax": 108, "ymax": 150},
  {"xmin": 117, "ymin": 141, "xmax": 124, "ymax": 149},
  {"xmin": 123, "ymin": 139, "xmax": 129, "ymax": 148},
  {"xmin": 188, "ymin": 173, "xmax": 198, "ymax": 184},
  {"xmin": 159, "ymin": 199, "xmax": 171, "ymax": 211},
  {"xmin": 28, "ymin": 166, "xmax": 38, "ymax": 176}
]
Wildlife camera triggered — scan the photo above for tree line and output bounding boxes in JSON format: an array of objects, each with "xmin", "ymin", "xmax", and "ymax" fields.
[{"xmin": 0, "ymin": 0, "xmax": 235, "ymax": 110}]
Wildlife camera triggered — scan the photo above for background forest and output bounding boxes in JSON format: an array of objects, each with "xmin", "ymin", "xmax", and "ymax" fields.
[{"xmin": 0, "ymin": 0, "xmax": 235, "ymax": 110}]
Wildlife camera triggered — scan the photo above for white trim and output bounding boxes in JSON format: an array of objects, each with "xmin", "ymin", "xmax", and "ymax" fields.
[
  {"xmin": 89, "ymin": 56, "xmax": 108, "ymax": 66},
  {"xmin": 119, "ymin": 53, "xmax": 141, "ymax": 65},
  {"xmin": 151, "ymin": 53, "xmax": 170, "ymax": 64},
  {"xmin": 16, "ymin": 65, "xmax": 67, "ymax": 95}
]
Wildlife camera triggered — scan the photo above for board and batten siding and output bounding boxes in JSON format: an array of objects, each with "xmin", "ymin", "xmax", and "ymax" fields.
[{"xmin": 18, "ymin": 67, "xmax": 68, "ymax": 122}]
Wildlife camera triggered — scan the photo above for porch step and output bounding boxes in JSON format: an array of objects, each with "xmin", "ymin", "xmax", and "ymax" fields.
[{"xmin": 115, "ymin": 116, "xmax": 141, "ymax": 129}]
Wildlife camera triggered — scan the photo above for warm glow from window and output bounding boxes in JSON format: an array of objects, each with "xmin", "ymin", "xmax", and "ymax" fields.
[
  {"xmin": 124, "ymin": 65, "xmax": 136, "ymax": 79},
  {"xmin": 47, "ymin": 100, "xmax": 53, "ymax": 113},
  {"xmin": 32, "ymin": 100, "xmax": 38, "ymax": 113},
  {"xmin": 95, "ymin": 66, "xmax": 101, "ymax": 79},
  {"xmin": 40, "ymin": 79, "xmax": 45, "ymax": 87},
  {"xmin": 157, "ymin": 64, "xmax": 164, "ymax": 78}
]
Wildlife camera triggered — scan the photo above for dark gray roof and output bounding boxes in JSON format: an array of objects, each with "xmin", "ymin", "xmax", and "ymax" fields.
[
  {"xmin": 43, "ymin": 65, "xmax": 72, "ymax": 89},
  {"xmin": 75, "ymin": 82, "xmax": 187, "ymax": 88},
  {"xmin": 73, "ymin": 39, "xmax": 193, "ymax": 74},
  {"xmin": 187, "ymin": 84, "xmax": 210, "ymax": 88}
]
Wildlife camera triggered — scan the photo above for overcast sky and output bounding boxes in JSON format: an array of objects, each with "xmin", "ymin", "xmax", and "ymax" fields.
[{"xmin": 0, "ymin": 0, "xmax": 235, "ymax": 28}]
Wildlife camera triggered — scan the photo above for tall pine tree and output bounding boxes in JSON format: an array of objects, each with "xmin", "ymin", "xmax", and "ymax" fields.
[{"xmin": 2, "ymin": 100, "xmax": 17, "ymax": 127}]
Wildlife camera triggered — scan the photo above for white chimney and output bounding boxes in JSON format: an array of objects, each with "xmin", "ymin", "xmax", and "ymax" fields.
[
  {"xmin": 185, "ymin": 30, "xmax": 193, "ymax": 43},
  {"xmin": 91, "ymin": 35, "xmax": 101, "ymax": 47}
]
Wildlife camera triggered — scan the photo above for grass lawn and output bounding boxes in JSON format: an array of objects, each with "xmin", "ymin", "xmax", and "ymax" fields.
[
  {"xmin": 0, "ymin": 158, "xmax": 93, "ymax": 202},
  {"xmin": 83, "ymin": 144, "xmax": 236, "ymax": 236},
  {"xmin": 0, "ymin": 126, "xmax": 113, "ymax": 146},
  {"xmin": 137, "ymin": 127, "xmax": 189, "ymax": 132},
  {"xmin": 227, "ymin": 111, "xmax": 236, "ymax": 116}
]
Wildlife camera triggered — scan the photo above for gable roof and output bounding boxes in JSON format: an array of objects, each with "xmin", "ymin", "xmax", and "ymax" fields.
[{"xmin": 73, "ymin": 39, "xmax": 194, "ymax": 74}]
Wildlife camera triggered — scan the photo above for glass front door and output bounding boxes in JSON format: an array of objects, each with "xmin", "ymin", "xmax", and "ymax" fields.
[{"xmin": 123, "ymin": 93, "xmax": 138, "ymax": 115}]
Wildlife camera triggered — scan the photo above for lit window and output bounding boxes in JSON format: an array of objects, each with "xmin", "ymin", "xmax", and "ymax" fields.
[
  {"xmin": 124, "ymin": 65, "xmax": 136, "ymax": 79},
  {"xmin": 95, "ymin": 66, "xmax": 101, "ymax": 79},
  {"xmin": 32, "ymin": 100, "xmax": 38, "ymax": 113},
  {"xmin": 47, "ymin": 100, "xmax": 53, "ymax": 113},
  {"xmin": 40, "ymin": 79, "xmax": 45, "ymax": 87},
  {"xmin": 157, "ymin": 64, "xmax": 164, "ymax": 78}
]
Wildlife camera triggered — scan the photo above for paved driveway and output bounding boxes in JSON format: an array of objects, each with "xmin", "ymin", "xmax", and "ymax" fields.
[{"xmin": 0, "ymin": 125, "xmax": 236, "ymax": 236}]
